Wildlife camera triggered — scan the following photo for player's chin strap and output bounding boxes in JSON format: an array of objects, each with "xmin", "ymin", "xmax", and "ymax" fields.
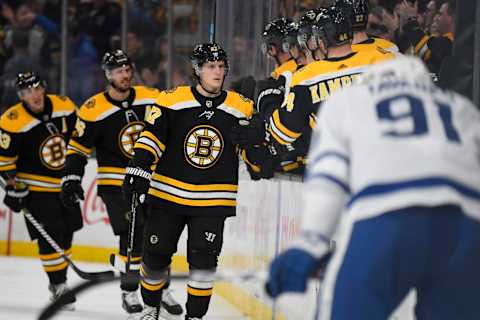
[{"xmin": 198, "ymin": 77, "xmax": 224, "ymax": 96}]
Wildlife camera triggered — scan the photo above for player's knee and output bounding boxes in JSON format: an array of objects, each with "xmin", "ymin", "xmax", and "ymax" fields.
[
  {"xmin": 187, "ymin": 247, "xmax": 220, "ymax": 270},
  {"xmin": 143, "ymin": 251, "xmax": 172, "ymax": 270}
]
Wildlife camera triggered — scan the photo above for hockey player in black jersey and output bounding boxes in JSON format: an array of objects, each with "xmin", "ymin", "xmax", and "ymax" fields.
[
  {"xmin": 268, "ymin": 4, "xmax": 394, "ymax": 156},
  {"xmin": 60, "ymin": 50, "xmax": 182, "ymax": 316},
  {"xmin": 0, "ymin": 72, "xmax": 81, "ymax": 310},
  {"xmin": 122, "ymin": 42, "xmax": 257, "ymax": 320},
  {"xmin": 232, "ymin": 9, "xmax": 323, "ymax": 178}
]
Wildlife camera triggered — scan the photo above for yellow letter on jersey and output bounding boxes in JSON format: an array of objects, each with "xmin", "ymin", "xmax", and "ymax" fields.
[
  {"xmin": 75, "ymin": 119, "xmax": 86, "ymax": 137},
  {"xmin": 283, "ymin": 92, "xmax": 295, "ymax": 112},
  {"xmin": 145, "ymin": 105, "xmax": 162, "ymax": 125}
]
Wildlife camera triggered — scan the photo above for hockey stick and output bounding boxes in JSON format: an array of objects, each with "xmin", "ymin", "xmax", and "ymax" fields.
[
  {"xmin": 38, "ymin": 270, "xmax": 262, "ymax": 320},
  {"xmin": 209, "ymin": 0, "xmax": 216, "ymax": 42},
  {"xmin": 126, "ymin": 191, "xmax": 138, "ymax": 273},
  {"xmin": 22, "ymin": 208, "xmax": 114, "ymax": 281}
]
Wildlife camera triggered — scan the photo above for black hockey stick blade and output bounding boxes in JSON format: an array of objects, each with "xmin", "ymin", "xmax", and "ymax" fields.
[{"xmin": 66, "ymin": 255, "xmax": 115, "ymax": 281}]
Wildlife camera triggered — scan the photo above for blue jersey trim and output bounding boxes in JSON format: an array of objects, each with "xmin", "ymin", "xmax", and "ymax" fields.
[
  {"xmin": 348, "ymin": 176, "xmax": 480, "ymax": 207},
  {"xmin": 307, "ymin": 173, "xmax": 350, "ymax": 194},
  {"xmin": 309, "ymin": 151, "xmax": 350, "ymax": 166}
]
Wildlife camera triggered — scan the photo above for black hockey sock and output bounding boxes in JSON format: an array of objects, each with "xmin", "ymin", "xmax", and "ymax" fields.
[{"xmin": 186, "ymin": 292, "xmax": 212, "ymax": 318}]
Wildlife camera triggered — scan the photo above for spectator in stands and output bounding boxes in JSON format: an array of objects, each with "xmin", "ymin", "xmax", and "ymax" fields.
[
  {"xmin": 126, "ymin": 28, "xmax": 158, "ymax": 87},
  {"xmin": 76, "ymin": 0, "xmax": 121, "ymax": 56},
  {"xmin": 0, "ymin": 28, "xmax": 43, "ymax": 111}
]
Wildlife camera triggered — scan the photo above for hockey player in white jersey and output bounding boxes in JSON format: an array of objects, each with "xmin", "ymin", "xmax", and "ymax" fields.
[{"xmin": 266, "ymin": 56, "xmax": 480, "ymax": 320}]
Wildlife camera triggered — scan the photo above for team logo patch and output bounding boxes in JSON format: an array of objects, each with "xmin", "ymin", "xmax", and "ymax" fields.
[
  {"xmin": 184, "ymin": 125, "xmax": 223, "ymax": 169},
  {"xmin": 7, "ymin": 110, "xmax": 18, "ymax": 120},
  {"xmin": 118, "ymin": 121, "xmax": 145, "ymax": 158},
  {"xmin": 39, "ymin": 134, "xmax": 67, "ymax": 170}
]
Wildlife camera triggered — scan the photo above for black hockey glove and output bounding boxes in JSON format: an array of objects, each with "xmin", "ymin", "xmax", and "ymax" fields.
[
  {"xmin": 122, "ymin": 166, "xmax": 151, "ymax": 209},
  {"xmin": 60, "ymin": 175, "xmax": 85, "ymax": 208},
  {"xmin": 4, "ymin": 184, "xmax": 29, "ymax": 213},
  {"xmin": 231, "ymin": 115, "xmax": 267, "ymax": 147}
]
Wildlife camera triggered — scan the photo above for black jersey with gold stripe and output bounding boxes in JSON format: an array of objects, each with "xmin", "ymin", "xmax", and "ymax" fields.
[
  {"xmin": 269, "ymin": 48, "xmax": 394, "ymax": 146},
  {"xmin": 0, "ymin": 95, "xmax": 77, "ymax": 192},
  {"xmin": 64, "ymin": 86, "xmax": 159, "ymax": 194},
  {"xmin": 131, "ymin": 86, "xmax": 254, "ymax": 217}
]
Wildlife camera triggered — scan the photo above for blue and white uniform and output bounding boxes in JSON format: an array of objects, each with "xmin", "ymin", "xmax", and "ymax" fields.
[{"xmin": 268, "ymin": 57, "xmax": 480, "ymax": 320}]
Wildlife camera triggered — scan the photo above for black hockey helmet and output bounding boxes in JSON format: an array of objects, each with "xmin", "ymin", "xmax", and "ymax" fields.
[
  {"xmin": 337, "ymin": 0, "xmax": 369, "ymax": 31},
  {"xmin": 16, "ymin": 72, "xmax": 46, "ymax": 92},
  {"xmin": 313, "ymin": 5, "xmax": 353, "ymax": 48},
  {"xmin": 101, "ymin": 49, "xmax": 132, "ymax": 71},
  {"xmin": 190, "ymin": 42, "xmax": 229, "ymax": 77},
  {"xmin": 261, "ymin": 17, "xmax": 293, "ymax": 54},
  {"xmin": 297, "ymin": 9, "xmax": 320, "ymax": 51},
  {"xmin": 281, "ymin": 21, "xmax": 300, "ymax": 53}
]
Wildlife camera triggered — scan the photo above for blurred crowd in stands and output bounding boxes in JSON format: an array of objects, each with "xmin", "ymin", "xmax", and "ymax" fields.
[{"xmin": 0, "ymin": 0, "xmax": 455, "ymax": 112}]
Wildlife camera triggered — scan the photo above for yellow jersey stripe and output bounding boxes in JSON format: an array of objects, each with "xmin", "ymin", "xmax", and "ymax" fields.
[
  {"xmin": 270, "ymin": 130, "xmax": 289, "ymax": 146},
  {"xmin": 152, "ymin": 174, "xmax": 238, "ymax": 192},
  {"xmin": 134, "ymin": 143, "xmax": 160, "ymax": 163},
  {"xmin": 97, "ymin": 179, "xmax": 123, "ymax": 186},
  {"xmin": 187, "ymin": 287, "xmax": 213, "ymax": 296},
  {"xmin": 97, "ymin": 166, "xmax": 126, "ymax": 174},
  {"xmin": 149, "ymin": 189, "xmax": 236, "ymax": 207},
  {"xmin": 69, "ymin": 140, "xmax": 93, "ymax": 155},
  {"xmin": 139, "ymin": 131, "xmax": 166, "ymax": 152},
  {"xmin": 272, "ymin": 110, "xmax": 301, "ymax": 139},
  {"xmin": 16, "ymin": 173, "xmax": 61, "ymax": 184},
  {"xmin": 29, "ymin": 186, "xmax": 61, "ymax": 192},
  {"xmin": 0, "ymin": 164, "xmax": 16, "ymax": 171},
  {"xmin": 0, "ymin": 155, "xmax": 18, "ymax": 162}
]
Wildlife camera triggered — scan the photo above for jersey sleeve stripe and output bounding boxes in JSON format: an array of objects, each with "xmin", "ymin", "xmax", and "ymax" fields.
[
  {"xmin": 68, "ymin": 139, "xmax": 93, "ymax": 155},
  {"xmin": 306, "ymin": 173, "xmax": 350, "ymax": 194},
  {"xmin": 0, "ymin": 155, "xmax": 18, "ymax": 162},
  {"xmin": 138, "ymin": 131, "xmax": 166, "ymax": 152},
  {"xmin": 134, "ymin": 143, "xmax": 160, "ymax": 163},
  {"xmin": 0, "ymin": 163, "xmax": 16, "ymax": 171},
  {"xmin": 97, "ymin": 166, "xmax": 126, "ymax": 174},
  {"xmin": 272, "ymin": 110, "xmax": 302, "ymax": 139},
  {"xmin": 135, "ymin": 137, "xmax": 163, "ymax": 160},
  {"xmin": 348, "ymin": 176, "xmax": 480, "ymax": 208}
]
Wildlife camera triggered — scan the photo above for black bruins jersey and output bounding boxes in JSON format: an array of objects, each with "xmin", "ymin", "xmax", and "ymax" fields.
[
  {"xmin": 132, "ymin": 86, "xmax": 254, "ymax": 217},
  {"xmin": 257, "ymin": 59, "xmax": 298, "ymax": 121},
  {"xmin": 0, "ymin": 95, "xmax": 77, "ymax": 192},
  {"xmin": 269, "ymin": 49, "xmax": 394, "ymax": 146},
  {"xmin": 65, "ymin": 86, "xmax": 159, "ymax": 194}
]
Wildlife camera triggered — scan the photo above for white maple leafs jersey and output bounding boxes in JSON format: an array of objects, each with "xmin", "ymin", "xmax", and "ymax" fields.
[{"xmin": 302, "ymin": 58, "xmax": 480, "ymax": 238}]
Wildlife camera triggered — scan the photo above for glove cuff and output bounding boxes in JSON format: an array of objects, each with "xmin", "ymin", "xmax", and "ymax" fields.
[
  {"xmin": 61, "ymin": 174, "xmax": 82, "ymax": 184},
  {"xmin": 6, "ymin": 187, "xmax": 29, "ymax": 198},
  {"xmin": 126, "ymin": 166, "xmax": 152, "ymax": 180}
]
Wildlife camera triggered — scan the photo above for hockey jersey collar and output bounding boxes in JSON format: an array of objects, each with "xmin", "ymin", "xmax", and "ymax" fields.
[
  {"xmin": 190, "ymin": 86, "xmax": 227, "ymax": 109},
  {"xmin": 324, "ymin": 52, "xmax": 357, "ymax": 62},
  {"xmin": 103, "ymin": 87, "xmax": 136, "ymax": 109}
]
